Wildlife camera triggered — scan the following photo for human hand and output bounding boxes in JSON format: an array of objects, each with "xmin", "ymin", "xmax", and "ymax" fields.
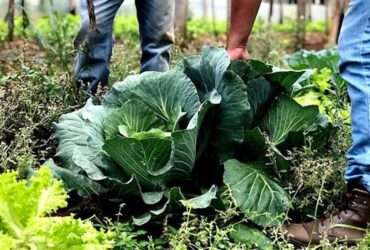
[{"xmin": 227, "ymin": 47, "xmax": 250, "ymax": 60}]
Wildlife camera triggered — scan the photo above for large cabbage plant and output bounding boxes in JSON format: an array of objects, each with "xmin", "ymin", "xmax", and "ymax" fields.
[
  {"xmin": 183, "ymin": 48, "xmax": 320, "ymax": 226},
  {"xmin": 50, "ymin": 47, "xmax": 327, "ymax": 228},
  {"xmin": 50, "ymin": 70, "xmax": 215, "ymax": 224}
]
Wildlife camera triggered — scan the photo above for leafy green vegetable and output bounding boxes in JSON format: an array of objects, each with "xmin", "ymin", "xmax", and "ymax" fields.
[
  {"xmin": 0, "ymin": 166, "xmax": 112, "ymax": 249},
  {"xmin": 231, "ymin": 224, "xmax": 273, "ymax": 249},
  {"xmin": 54, "ymin": 99, "xmax": 116, "ymax": 182},
  {"xmin": 52, "ymin": 70, "xmax": 212, "ymax": 223},
  {"xmin": 261, "ymin": 96, "xmax": 319, "ymax": 147},
  {"xmin": 265, "ymin": 68, "xmax": 312, "ymax": 94},
  {"xmin": 103, "ymin": 71, "xmax": 206, "ymax": 190},
  {"xmin": 52, "ymin": 99, "xmax": 128, "ymax": 197},
  {"xmin": 51, "ymin": 46, "xmax": 328, "ymax": 230},
  {"xmin": 181, "ymin": 185, "xmax": 218, "ymax": 209},
  {"xmin": 183, "ymin": 47, "xmax": 250, "ymax": 159},
  {"xmin": 229, "ymin": 59, "xmax": 273, "ymax": 81},
  {"xmin": 104, "ymin": 137, "xmax": 172, "ymax": 189},
  {"xmin": 244, "ymin": 76, "xmax": 278, "ymax": 128},
  {"xmin": 285, "ymin": 49, "xmax": 349, "ymax": 124},
  {"xmin": 285, "ymin": 49, "xmax": 340, "ymax": 72},
  {"xmin": 224, "ymin": 160, "xmax": 290, "ymax": 226}
]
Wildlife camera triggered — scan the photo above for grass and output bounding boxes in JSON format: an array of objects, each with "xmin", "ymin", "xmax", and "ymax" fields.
[{"xmin": 0, "ymin": 13, "xmax": 367, "ymax": 250}]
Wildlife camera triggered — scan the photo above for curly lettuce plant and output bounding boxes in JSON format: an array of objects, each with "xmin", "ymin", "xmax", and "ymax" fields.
[
  {"xmin": 0, "ymin": 166, "xmax": 112, "ymax": 250},
  {"xmin": 285, "ymin": 49, "xmax": 349, "ymax": 124}
]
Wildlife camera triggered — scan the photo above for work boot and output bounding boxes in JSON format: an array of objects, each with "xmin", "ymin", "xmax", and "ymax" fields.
[{"xmin": 283, "ymin": 185, "xmax": 370, "ymax": 246}]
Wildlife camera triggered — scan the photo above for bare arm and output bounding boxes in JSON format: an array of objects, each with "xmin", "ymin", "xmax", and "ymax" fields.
[{"xmin": 227, "ymin": 0, "xmax": 262, "ymax": 60}]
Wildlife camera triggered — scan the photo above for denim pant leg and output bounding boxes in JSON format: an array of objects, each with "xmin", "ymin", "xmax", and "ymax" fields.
[
  {"xmin": 338, "ymin": 0, "xmax": 370, "ymax": 191},
  {"xmin": 74, "ymin": 0, "xmax": 123, "ymax": 93},
  {"xmin": 135, "ymin": 0, "xmax": 174, "ymax": 72}
]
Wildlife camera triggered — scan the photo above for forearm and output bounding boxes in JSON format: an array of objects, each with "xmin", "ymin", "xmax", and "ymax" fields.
[{"xmin": 227, "ymin": 0, "xmax": 262, "ymax": 50}]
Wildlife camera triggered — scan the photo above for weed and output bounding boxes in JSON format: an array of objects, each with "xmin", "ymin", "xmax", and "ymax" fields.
[
  {"xmin": 109, "ymin": 43, "xmax": 141, "ymax": 85},
  {"xmin": 111, "ymin": 222, "xmax": 166, "ymax": 250},
  {"xmin": 33, "ymin": 13, "xmax": 79, "ymax": 70},
  {"xmin": 0, "ymin": 55, "xmax": 82, "ymax": 171},
  {"xmin": 286, "ymin": 125, "xmax": 349, "ymax": 220}
]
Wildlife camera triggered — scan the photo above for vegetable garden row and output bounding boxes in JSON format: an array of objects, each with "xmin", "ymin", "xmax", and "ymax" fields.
[{"xmin": 0, "ymin": 44, "xmax": 361, "ymax": 249}]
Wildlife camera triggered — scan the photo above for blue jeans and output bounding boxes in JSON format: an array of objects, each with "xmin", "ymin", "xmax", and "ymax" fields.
[
  {"xmin": 74, "ymin": 0, "xmax": 174, "ymax": 93},
  {"xmin": 338, "ymin": 0, "xmax": 370, "ymax": 191}
]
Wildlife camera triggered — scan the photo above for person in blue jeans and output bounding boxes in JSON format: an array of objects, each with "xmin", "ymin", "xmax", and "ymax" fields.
[
  {"xmin": 74, "ymin": 0, "xmax": 174, "ymax": 93},
  {"xmin": 227, "ymin": 0, "xmax": 370, "ymax": 246}
]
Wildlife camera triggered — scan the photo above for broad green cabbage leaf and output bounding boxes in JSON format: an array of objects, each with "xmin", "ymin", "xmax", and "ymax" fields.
[
  {"xmin": 228, "ymin": 59, "xmax": 273, "ymax": 82},
  {"xmin": 223, "ymin": 159, "xmax": 289, "ymax": 226},
  {"xmin": 183, "ymin": 47, "xmax": 250, "ymax": 159},
  {"xmin": 261, "ymin": 96, "xmax": 319, "ymax": 147},
  {"xmin": 55, "ymin": 99, "xmax": 113, "ymax": 181},
  {"xmin": 231, "ymin": 224, "xmax": 273, "ymax": 250},
  {"xmin": 180, "ymin": 185, "xmax": 218, "ymax": 209},
  {"xmin": 104, "ymin": 71, "xmax": 200, "ymax": 126}
]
